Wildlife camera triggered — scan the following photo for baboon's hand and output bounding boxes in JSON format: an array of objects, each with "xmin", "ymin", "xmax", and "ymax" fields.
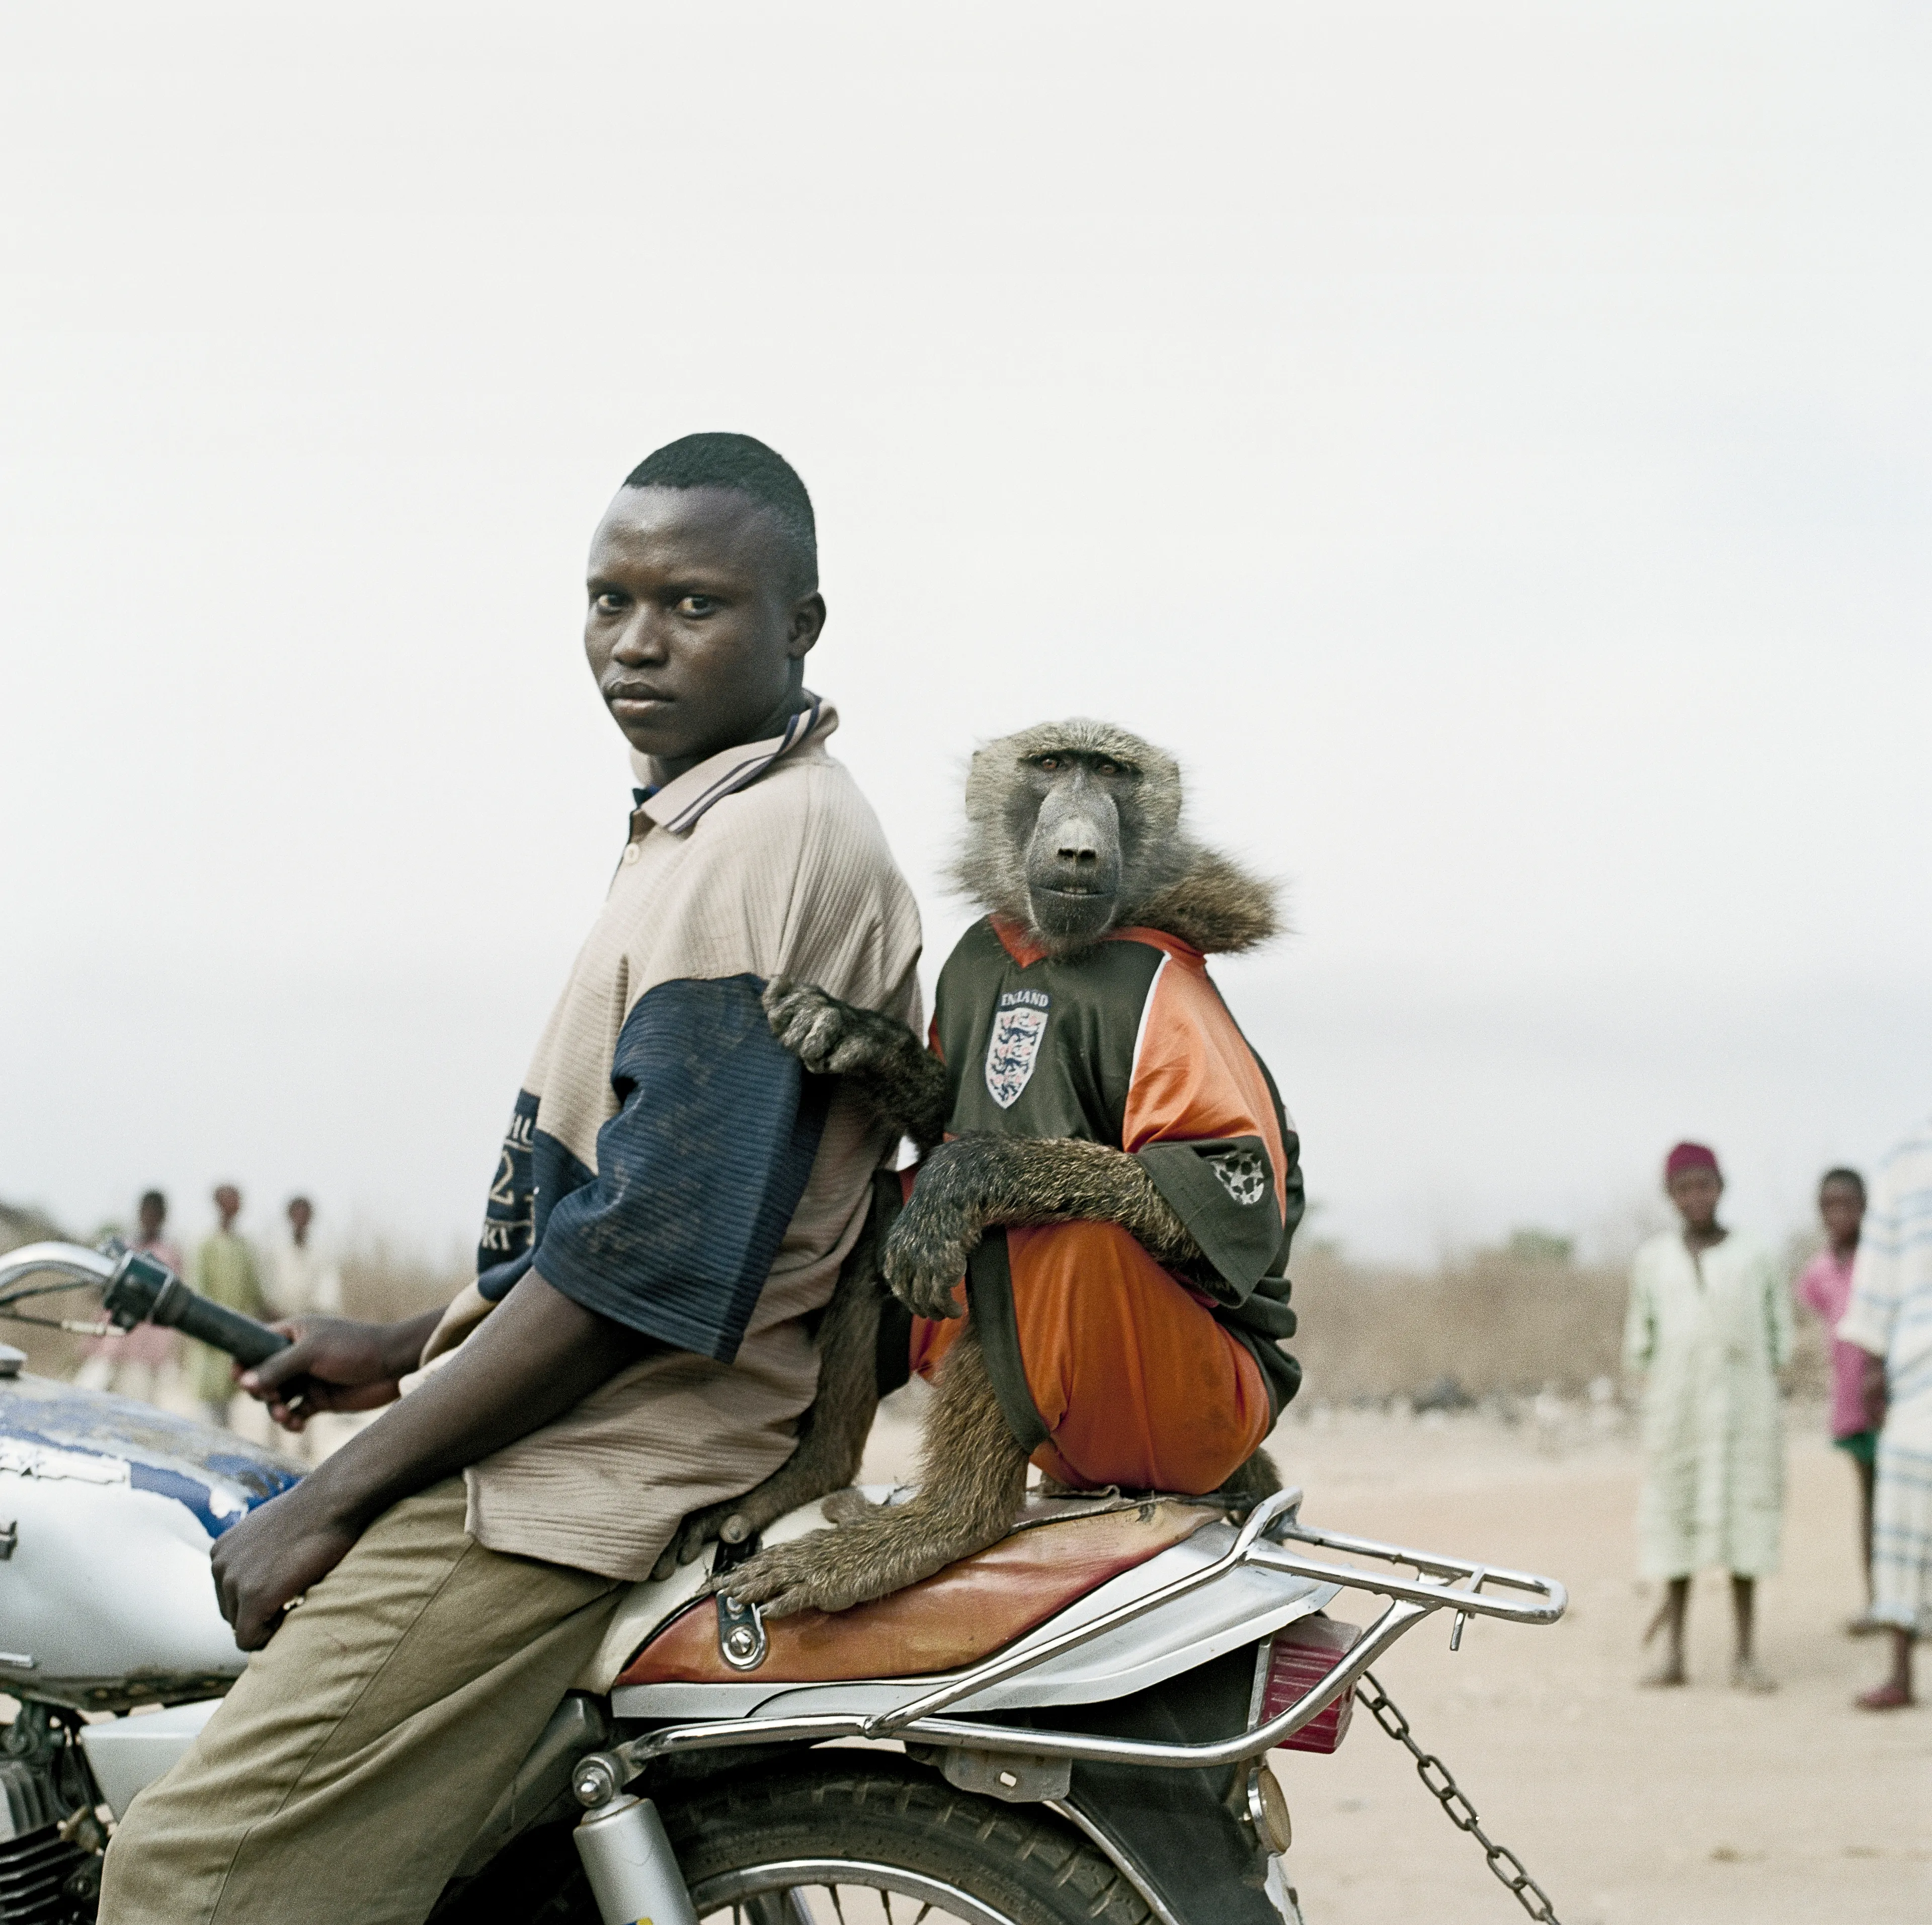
[
  {"xmin": 881, "ymin": 1191, "xmax": 978, "ymax": 1320},
  {"xmin": 655, "ymin": 1456, "xmax": 865, "ymax": 1581},
  {"xmin": 763, "ymin": 977, "xmax": 869, "ymax": 1075},
  {"xmin": 764, "ymin": 975, "xmax": 951, "ymax": 1150}
]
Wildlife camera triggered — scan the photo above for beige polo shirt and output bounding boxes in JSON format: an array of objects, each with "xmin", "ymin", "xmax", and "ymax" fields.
[{"xmin": 421, "ymin": 700, "xmax": 921, "ymax": 1578}]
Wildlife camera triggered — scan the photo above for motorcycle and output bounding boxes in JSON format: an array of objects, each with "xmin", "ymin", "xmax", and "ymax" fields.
[{"xmin": 1, "ymin": 1240, "xmax": 1568, "ymax": 1925}]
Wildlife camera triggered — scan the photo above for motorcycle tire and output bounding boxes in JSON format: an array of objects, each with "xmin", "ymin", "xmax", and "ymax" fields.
[{"xmin": 438, "ymin": 1752, "xmax": 1156, "ymax": 1925}]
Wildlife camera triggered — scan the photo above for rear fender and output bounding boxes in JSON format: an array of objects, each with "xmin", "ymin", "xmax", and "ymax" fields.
[{"xmin": 985, "ymin": 1643, "xmax": 1290, "ymax": 1925}]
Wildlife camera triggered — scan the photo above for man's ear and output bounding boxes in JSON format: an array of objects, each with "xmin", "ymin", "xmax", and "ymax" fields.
[{"xmin": 788, "ymin": 591, "xmax": 827, "ymax": 659}]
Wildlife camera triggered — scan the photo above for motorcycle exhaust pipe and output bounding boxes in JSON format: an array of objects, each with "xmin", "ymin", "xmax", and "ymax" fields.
[
  {"xmin": 101, "ymin": 1251, "xmax": 291, "ymax": 1369},
  {"xmin": 572, "ymin": 1793, "xmax": 699, "ymax": 1925}
]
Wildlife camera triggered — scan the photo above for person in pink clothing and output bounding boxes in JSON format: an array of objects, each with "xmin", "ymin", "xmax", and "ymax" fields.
[
  {"xmin": 1795, "ymin": 1166, "xmax": 1876, "ymax": 1631},
  {"xmin": 74, "ymin": 1189, "xmax": 182, "ymax": 1405}
]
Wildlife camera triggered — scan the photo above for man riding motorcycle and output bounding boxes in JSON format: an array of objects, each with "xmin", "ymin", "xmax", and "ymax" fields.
[{"xmin": 102, "ymin": 432, "xmax": 927, "ymax": 1925}]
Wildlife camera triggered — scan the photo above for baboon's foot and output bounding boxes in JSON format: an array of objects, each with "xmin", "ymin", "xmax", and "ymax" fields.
[
  {"xmin": 711, "ymin": 1509, "xmax": 1009, "ymax": 1618},
  {"xmin": 653, "ymin": 1495, "xmax": 759, "ymax": 1581},
  {"xmin": 655, "ymin": 1465, "xmax": 859, "ymax": 1581}
]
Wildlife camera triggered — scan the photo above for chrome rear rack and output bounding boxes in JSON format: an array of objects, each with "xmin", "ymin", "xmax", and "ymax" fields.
[{"xmin": 587, "ymin": 1488, "xmax": 1565, "ymax": 1786}]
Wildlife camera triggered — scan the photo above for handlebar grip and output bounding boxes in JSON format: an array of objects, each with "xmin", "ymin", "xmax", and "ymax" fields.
[
  {"xmin": 101, "ymin": 1251, "xmax": 292, "ymax": 1368},
  {"xmin": 169, "ymin": 1292, "xmax": 292, "ymax": 1368}
]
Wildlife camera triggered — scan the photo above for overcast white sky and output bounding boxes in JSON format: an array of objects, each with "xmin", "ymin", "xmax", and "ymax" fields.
[{"xmin": 3, "ymin": 3, "xmax": 1927, "ymax": 1265}]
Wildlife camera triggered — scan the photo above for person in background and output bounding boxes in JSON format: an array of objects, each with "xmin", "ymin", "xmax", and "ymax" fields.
[
  {"xmin": 1624, "ymin": 1141, "xmax": 1792, "ymax": 1692},
  {"xmin": 75, "ymin": 1190, "xmax": 181, "ymax": 1405},
  {"xmin": 189, "ymin": 1184, "xmax": 267, "ymax": 1428},
  {"xmin": 1795, "ymin": 1167, "xmax": 1879, "ymax": 1633},
  {"xmin": 265, "ymin": 1196, "xmax": 343, "ymax": 1322},
  {"xmin": 1838, "ymin": 1117, "xmax": 1932, "ymax": 1710},
  {"xmin": 262, "ymin": 1196, "xmax": 350, "ymax": 1462}
]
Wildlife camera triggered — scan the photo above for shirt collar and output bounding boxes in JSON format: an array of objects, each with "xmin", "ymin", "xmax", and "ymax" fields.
[{"xmin": 627, "ymin": 696, "xmax": 836, "ymax": 836}]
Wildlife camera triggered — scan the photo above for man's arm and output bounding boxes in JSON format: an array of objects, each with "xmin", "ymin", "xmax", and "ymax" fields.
[
  {"xmin": 216, "ymin": 964, "xmax": 852, "ymax": 1645},
  {"xmin": 214, "ymin": 1276, "xmax": 647, "ymax": 1648}
]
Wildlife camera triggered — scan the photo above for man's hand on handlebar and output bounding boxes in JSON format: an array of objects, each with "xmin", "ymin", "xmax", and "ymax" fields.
[{"xmin": 236, "ymin": 1310, "xmax": 443, "ymax": 1432}]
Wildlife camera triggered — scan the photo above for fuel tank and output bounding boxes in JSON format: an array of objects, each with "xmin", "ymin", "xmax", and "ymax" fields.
[{"xmin": 0, "ymin": 1367, "xmax": 300, "ymax": 1711}]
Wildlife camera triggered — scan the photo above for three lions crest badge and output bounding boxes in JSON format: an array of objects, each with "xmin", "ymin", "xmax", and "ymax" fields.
[{"xmin": 985, "ymin": 990, "xmax": 1051, "ymax": 1109}]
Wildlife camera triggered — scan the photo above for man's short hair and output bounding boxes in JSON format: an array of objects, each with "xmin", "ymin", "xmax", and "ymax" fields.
[
  {"xmin": 623, "ymin": 433, "xmax": 817, "ymax": 594},
  {"xmin": 1821, "ymin": 1166, "xmax": 1866, "ymax": 1198}
]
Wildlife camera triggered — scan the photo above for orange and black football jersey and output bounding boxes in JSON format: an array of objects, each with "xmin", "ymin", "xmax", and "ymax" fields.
[{"xmin": 932, "ymin": 913, "xmax": 1304, "ymax": 1410}]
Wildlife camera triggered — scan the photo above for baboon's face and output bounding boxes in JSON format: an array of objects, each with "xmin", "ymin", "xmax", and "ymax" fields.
[{"xmin": 1009, "ymin": 746, "xmax": 1143, "ymax": 945}]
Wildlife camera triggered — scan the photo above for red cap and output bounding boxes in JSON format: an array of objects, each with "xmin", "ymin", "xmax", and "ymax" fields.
[{"xmin": 1665, "ymin": 1141, "xmax": 1720, "ymax": 1182}]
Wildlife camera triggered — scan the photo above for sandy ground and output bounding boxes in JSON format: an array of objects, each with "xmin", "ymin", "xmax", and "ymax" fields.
[
  {"xmin": 865, "ymin": 1394, "xmax": 1930, "ymax": 1925},
  {"xmin": 1252, "ymin": 1407, "xmax": 1927, "ymax": 1925}
]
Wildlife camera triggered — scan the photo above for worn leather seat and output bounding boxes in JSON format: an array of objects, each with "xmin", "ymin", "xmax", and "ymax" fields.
[{"xmin": 616, "ymin": 1497, "xmax": 1223, "ymax": 1686}]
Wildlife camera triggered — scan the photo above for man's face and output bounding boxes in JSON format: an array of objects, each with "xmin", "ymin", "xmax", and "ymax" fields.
[
  {"xmin": 288, "ymin": 1199, "xmax": 312, "ymax": 1239},
  {"xmin": 214, "ymin": 1186, "xmax": 241, "ymax": 1226},
  {"xmin": 1667, "ymin": 1167, "xmax": 1722, "ymax": 1232},
  {"xmin": 137, "ymin": 1199, "xmax": 164, "ymax": 1238},
  {"xmin": 1819, "ymin": 1179, "xmax": 1864, "ymax": 1248},
  {"xmin": 584, "ymin": 486, "xmax": 825, "ymax": 775}
]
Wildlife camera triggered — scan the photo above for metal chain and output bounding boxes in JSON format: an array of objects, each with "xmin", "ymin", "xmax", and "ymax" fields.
[{"xmin": 1356, "ymin": 1671, "xmax": 1564, "ymax": 1924}]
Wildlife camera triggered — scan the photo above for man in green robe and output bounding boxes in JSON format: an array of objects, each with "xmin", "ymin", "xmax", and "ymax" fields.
[{"xmin": 189, "ymin": 1184, "xmax": 268, "ymax": 1424}]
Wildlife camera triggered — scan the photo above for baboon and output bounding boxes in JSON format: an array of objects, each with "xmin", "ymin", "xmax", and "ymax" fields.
[{"xmin": 678, "ymin": 719, "xmax": 1305, "ymax": 1614}]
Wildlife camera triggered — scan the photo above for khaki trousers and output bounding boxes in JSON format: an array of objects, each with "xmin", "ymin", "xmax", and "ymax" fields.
[{"xmin": 100, "ymin": 1479, "xmax": 623, "ymax": 1925}]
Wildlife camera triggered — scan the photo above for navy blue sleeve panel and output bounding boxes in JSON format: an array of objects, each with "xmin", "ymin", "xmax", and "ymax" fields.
[{"xmin": 532, "ymin": 974, "xmax": 834, "ymax": 1363}]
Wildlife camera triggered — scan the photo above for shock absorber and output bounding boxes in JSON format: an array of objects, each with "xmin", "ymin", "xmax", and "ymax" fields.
[{"xmin": 570, "ymin": 1753, "xmax": 699, "ymax": 1925}]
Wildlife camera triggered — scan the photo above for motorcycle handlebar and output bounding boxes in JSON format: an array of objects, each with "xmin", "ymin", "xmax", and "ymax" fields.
[{"xmin": 101, "ymin": 1251, "xmax": 292, "ymax": 1369}]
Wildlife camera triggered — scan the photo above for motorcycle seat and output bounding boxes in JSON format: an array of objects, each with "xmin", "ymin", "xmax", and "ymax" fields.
[{"xmin": 615, "ymin": 1494, "xmax": 1226, "ymax": 1687}]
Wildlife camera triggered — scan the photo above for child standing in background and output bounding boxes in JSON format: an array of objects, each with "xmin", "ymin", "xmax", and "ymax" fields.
[
  {"xmin": 75, "ymin": 1189, "xmax": 181, "ymax": 1405},
  {"xmin": 1796, "ymin": 1167, "xmax": 1877, "ymax": 1633},
  {"xmin": 264, "ymin": 1196, "xmax": 343, "ymax": 1322},
  {"xmin": 1625, "ymin": 1141, "xmax": 1792, "ymax": 1691}
]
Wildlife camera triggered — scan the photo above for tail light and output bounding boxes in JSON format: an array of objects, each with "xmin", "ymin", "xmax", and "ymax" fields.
[{"xmin": 1251, "ymin": 1615, "xmax": 1361, "ymax": 1754}]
